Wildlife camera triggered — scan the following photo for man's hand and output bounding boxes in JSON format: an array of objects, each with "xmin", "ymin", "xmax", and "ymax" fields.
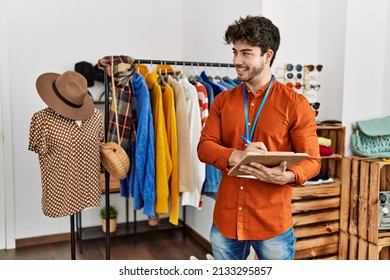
[
  {"xmin": 238, "ymin": 160, "xmax": 296, "ymax": 185},
  {"xmin": 228, "ymin": 141, "xmax": 268, "ymax": 166}
]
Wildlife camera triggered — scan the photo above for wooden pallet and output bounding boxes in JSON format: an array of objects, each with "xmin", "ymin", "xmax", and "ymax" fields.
[
  {"xmin": 339, "ymin": 157, "xmax": 390, "ymax": 259},
  {"xmin": 291, "ymin": 125, "xmax": 345, "ymax": 260},
  {"xmin": 292, "ymin": 180, "xmax": 341, "ymax": 259}
]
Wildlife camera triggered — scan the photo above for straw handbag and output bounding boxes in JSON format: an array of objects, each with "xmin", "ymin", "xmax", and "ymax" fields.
[{"xmin": 100, "ymin": 57, "xmax": 130, "ymax": 180}]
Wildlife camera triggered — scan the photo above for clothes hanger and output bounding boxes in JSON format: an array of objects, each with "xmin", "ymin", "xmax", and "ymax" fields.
[
  {"xmin": 157, "ymin": 62, "xmax": 167, "ymax": 88},
  {"xmin": 206, "ymin": 63, "xmax": 214, "ymax": 81},
  {"xmin": 188, "ymin": 62, "xmax": 196, "ymax": 84},
  {"xmin": 194, "ymin": 62, "xmax": 200, "ymax": 81},
  {"xmin": 214, "ymin": 63, "xmax": 222, "ymax": 82},
  {"xmin": 222, "ymin": 64, "xmax": 232, "ymax": 81},
  {"xmin": 173, "ymin": 61, "xmax": 181, "ymax": 81}
]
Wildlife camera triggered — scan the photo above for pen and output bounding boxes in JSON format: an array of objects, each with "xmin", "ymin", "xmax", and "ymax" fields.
[{"xmin": 240, "ymin": 135, "xmax": 251, "ymax": 145}]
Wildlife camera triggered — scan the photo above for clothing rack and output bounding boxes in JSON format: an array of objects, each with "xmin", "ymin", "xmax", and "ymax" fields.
[
  {"xmin": 102, "ymin": 58, "xmax": 234, "ymax": 260},
  {"xmin": 103, "ymin": 72, "xmax": 111, "ymax": 260},
  {"xmin": 70, "ymin": 214, "xmax": 76, "ymax": 260},
  {"xmin": 135, "ymin": 59, "xmax": 235, "ymax": 68}
]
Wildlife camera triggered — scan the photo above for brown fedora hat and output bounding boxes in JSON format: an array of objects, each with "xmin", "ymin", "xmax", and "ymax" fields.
[{"xmin": 36, "ymin": 70, "xmax": 94, "ymax": 120}]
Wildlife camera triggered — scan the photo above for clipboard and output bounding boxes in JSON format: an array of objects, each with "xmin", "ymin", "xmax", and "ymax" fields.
[{"xmin": 227, "ymin": 151, "xmax": 309, "ymax": 177}]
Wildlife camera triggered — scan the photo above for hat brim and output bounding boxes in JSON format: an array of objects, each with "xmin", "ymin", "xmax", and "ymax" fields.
[{"xmin": 36, "ymin": 72, "xmax": 94, "ymax": 120}]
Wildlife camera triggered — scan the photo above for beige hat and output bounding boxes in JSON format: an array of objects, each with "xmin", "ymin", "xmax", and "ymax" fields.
[{"xmin": 36, "ymin": 70, "xmax": 94, "ymax": 120}]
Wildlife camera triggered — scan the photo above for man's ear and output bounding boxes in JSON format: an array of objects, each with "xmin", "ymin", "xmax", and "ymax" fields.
[{"xmin": 266, "ymin": 49, "xmax": 274, "ymax": 65}]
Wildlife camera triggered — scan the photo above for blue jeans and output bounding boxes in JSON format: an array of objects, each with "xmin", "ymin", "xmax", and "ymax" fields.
[{"xmin": 210, "ymin": 223, "xmax": 296, "ymax": 260}]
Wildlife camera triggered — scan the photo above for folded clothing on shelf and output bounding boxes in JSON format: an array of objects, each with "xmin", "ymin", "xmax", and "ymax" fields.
[
  {"xmin": 304, "ymin": 172, "xmax": 334, "ymax": 185},
  {"xmin": 320, "ymin": 145, "xmax": 334, "ymax": 156},
  {"xmin": 318, "ymin": 136, "xmax": 331, "ymax": 147}
]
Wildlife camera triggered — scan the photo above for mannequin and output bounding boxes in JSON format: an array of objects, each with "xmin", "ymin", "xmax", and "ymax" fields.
[{"xmin": 28, "ymin": 71, "xmax": 104, "ymax": 218}]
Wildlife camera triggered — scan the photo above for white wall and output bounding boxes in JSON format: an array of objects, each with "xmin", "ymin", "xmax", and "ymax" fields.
[
  {"xmin": 318, "ymin": 0, "xmax": 347, "ymax": 123},
  {"xmin": 342, "ymin": 0, "xmax": 389, "ymax": 156},
  {"xmin": 1, "ymin": 0, "xmax": 390, "ymax": 250},
  {"xmin": 0, "ymin": 0, "xmax": 6, "ymax": 250},
  {"xmin": 1, "ymin": 0, "xmax": 261, "ymax": 245},
  {"xmin": 180, "ymin": 0, "xmax": 262, "ymax": 242},
  {"xmin": 263, "ymin": 0, "xmax": 347, "ymax": 122},
  {"xmin": 0, "ymin": 0, "xmax": 16, "ymax": 250},
  {"xmin": 182, "ymin": 0, "xmax": 261, "ymax": 63},
  {"xmin": 6, "ymin": 0, "xmax": 186, "ymax": 241},
  {"xmin": 263, "ymin": 0, "xmax": 320, "ymax": 66},
  {"xmin": 381, "ymin": 2, "xmax": 390, "ymax": 119}
]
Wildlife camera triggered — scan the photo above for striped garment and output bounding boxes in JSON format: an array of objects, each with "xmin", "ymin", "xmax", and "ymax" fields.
[
  {"xmin": 194, "ymin": 82, "xmax": 209, "ymax": 128},
  {"xmin": 98, "ymin": 55, "xmax": 136, "ymax": 151}
]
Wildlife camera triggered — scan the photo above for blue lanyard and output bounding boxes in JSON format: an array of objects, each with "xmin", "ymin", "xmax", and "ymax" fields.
[{"xmin": 243, "ymin": 75, "xmax": 274, "ymax": 142}]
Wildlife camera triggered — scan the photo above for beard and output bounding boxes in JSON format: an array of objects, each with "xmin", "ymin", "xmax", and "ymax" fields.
[{"xmin": 236, "ymin": 63, "xmax": 264, "ymax": 83}]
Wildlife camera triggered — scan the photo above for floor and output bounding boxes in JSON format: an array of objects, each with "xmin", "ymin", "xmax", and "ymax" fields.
[{"xmin": 0, "ymin": 229, "xmax": 211, "ymax": 260}]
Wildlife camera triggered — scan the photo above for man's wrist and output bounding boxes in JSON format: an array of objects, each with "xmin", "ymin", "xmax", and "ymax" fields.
[
  {"xmin": 228, "ymin": 150, "xmax": 244, "ymax": 166},
  {"xmin": 286, "ymin": 170, "xmax": 296, "ymax": 184}
]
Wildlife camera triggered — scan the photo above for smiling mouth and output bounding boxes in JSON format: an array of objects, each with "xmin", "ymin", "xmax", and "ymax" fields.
[{"xmin": 236, "ymin": 67, "xmax": 248, "ymax": 73}]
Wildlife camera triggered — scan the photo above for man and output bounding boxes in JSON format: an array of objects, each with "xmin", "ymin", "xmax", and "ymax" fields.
[{"xmin": 197, "ymin": 15, "xmax": 321, "ymax": 260}]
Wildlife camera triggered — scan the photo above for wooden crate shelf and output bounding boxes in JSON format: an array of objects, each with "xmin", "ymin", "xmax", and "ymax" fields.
[
  {"xmin": 316, "ymin": 125, "xmax": 345, "ymax": 156},
  {"xmin": 292, "ymin": 125, "xmax": 345, "ymax": 260},
  {"xmin": 339, "ymin": 157, "xmax": 390, "ymax": 260},
  {"xmin": 316, "ymin": 125, "xmax": 345, "ymax": 178}
]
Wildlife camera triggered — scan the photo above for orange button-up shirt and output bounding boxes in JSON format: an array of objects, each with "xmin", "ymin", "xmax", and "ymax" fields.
[{"xmin": 197, "ymin": 79, "xmax": 321, "ymax": 240}]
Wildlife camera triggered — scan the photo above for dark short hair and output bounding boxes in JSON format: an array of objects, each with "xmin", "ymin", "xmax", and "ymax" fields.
[{"xmin": 224, "ymin": 15, "xmax": 280, "ymax": 66}]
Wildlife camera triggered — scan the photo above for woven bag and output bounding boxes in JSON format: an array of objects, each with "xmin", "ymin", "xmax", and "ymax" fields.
[
  {"xmin": 100, "ymin": 142, "xmax": 129, "ymax": 179},
  {"xmin": 100, "ymin": 57, "xmax": 130, "ymax": 179}
]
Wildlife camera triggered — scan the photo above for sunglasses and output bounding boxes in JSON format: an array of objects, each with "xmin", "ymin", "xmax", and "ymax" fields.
[
  {"xmin": 285, "ymin": 72, "xmax": 303, "ymax": 79},
  {"xmin": 286, "ymin": 82, "xmax": 302, "ymax": 89},
  {"xmin": 310, "ymin": 102, "xmax": 320, "ymax": 110},
  {"xmin": 286, "ymin": 64, "xmax": 303, "ymax": 72},
  {"xmin": 304, "ymin": 64, "xmax": 323, "ymax": 72},
  {"xmin": 303, "ymin": 84, "xmax": 321, "ymax": 91}
]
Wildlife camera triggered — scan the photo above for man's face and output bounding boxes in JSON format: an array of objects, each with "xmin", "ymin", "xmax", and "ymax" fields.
[{"xmin": 232, "ymin": 40, "xmax": 266, "ymax": 83}]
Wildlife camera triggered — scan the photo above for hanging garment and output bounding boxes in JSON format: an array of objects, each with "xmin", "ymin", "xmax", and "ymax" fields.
[
  {"xmin": 217, "ymin": 79, "xmax": 234, "ymax": 90},
  {"xmin": 197, "ymin": 75, "xmax": 222, "ymax": 199},
  {"xmin": 161, "ymin": 80, "xmax": 180, "ymax": 225},
  {"xmin": 223, "ymin": 76, "xmax": 238, "ymax": 87},
  {"xmin": 120, "ymin": 71, "xmax": 156, "ymax": 218},
  {"xmin": 166, "ymin": 75, "xmax": 195, "ymax": 193},
  {"xmin": 98, "ymin": 55, "xmax": 135, "ymax": 151},
  {"xmin": 200, "ymin": 70, "xmax": 225, "ymax": 97},
  {"xmin": 194, "ymin": 81, "xmax": 209, "ymax": 128},
  {"xmin": 145, "ymin": 72, "xmax": 172, "ymax": 217},
  {"xmin": 28, "ymin": 108, "xmax": 104, "ymax": 218},
  {"xmin": 179, "ymin": 75, "xmax": 205, "ymax": 208}
]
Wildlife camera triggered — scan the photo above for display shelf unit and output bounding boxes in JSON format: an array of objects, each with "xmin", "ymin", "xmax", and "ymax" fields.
[
  {"xmin": 77, "ymin": 214, "xmax": 184, "ymax": 243},
  {"xmin": 87, "ymin": 69, "xmax": 189, "ymax": 259},
  {"xmin": 339, "ymin": 157, "xmax": 390, "ymax": 260},
  {"xmin": 82, "ymin": 58, "xmax": 237, "ymax": 259},
  {"xmin": 292, "ymin": 125, "xmax": 345, "ymax": 260},
  {"xmin": 75, "ymin": 176, "xmax": 127, "ymax": 254},
  {"xmin": 316, "ymin": 125, "xmax": 345, "ymax": 178},
  {"xmin": 75, "ymin": 175, "xmax": 185, "ymax": 254}
]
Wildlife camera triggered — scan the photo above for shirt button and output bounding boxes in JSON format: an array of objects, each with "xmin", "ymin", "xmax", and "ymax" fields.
[
  {"xmin": 251, "ymin": 103, "xmax": 255, "ymax": 106},
  {"xmin": 239, "ymin": 207, "xmax": 242, "ymax": 211},
  {"xmin": 248, "ymin": 122, "xmax": 251, "ymax": 126},
  {"xmin": 240, "ymin": 186, "xmax": 244, "ymax": 190}
]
